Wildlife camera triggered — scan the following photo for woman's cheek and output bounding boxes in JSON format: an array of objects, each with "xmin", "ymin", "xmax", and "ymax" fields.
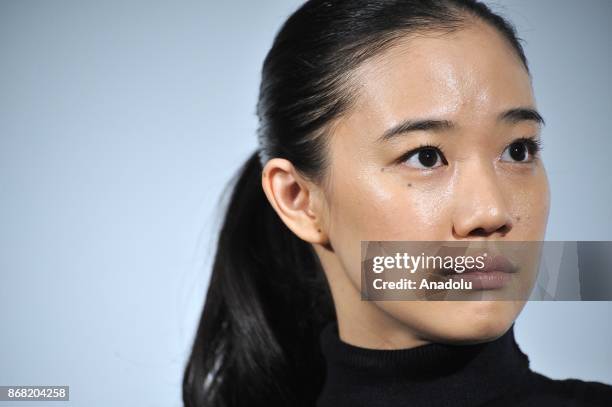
[
  {"xmin": 499, "ymin": 165, "xmax": 550, "ymax": 239},
  {"xmin": 342, "ymin": 170, "xmax": 453, "ymax": 241},
  {"xmin": 406, "ymin": 184, "xmax": 455, "ymax": 238}
]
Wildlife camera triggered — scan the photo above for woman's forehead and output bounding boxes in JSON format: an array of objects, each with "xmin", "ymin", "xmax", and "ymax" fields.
[{"xmin": 342, "ymin": 23, "xmax": 535, "ymax": 135}]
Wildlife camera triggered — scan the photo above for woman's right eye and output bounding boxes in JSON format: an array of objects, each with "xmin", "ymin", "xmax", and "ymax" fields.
[{"xmin": 401, "ymin": 147, "xmax": 448, "ymax": 169}]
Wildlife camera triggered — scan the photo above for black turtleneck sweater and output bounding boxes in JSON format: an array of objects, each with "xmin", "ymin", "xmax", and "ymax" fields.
[{"xmin": 317, "ymin": 322, "xmax": 612, "ymax": 407}]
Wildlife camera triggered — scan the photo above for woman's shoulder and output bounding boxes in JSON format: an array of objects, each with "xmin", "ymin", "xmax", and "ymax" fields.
[
  {"xmin": 489, "ymin": 371, "xmax": 612, "ymax": 407},
  {"xmin": 535, "ymin": 373, "xmax": 612, "ymax": 406}
]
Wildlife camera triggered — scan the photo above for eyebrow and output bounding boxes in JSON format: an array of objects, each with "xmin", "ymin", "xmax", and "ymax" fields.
[{"xmin": 377, "ymin": 107, "xmax": 545, "ymax": 143}]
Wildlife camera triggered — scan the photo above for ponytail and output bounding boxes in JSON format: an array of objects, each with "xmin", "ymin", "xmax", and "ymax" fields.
[{"xmin": 183, "ymin": 150, "xmax": 335, "ymax": 407}]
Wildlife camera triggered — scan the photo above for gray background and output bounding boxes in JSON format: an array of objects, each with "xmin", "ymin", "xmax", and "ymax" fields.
[{"xmin": 1, "ymin": 0, "xmax": 610, "ymax": 406}]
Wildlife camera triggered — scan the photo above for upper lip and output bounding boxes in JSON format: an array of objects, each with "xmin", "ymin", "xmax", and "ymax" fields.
[{"xmin": 438, "ymin": 253, "xmax": 518, "ymax": 275}]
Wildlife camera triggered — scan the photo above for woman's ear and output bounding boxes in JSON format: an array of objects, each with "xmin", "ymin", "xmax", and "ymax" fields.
[{"xmin": 261, "ymin": 158, "xmax": 328, "ymax": 245}]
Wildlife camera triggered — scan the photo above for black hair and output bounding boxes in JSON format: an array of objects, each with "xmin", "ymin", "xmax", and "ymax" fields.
[{"xmin": 183, "ymin": 1, "xmax": 529, "ymax": 406}]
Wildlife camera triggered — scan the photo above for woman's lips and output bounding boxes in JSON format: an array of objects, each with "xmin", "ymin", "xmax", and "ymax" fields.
[
  {"xmin": 436, "ymin": 253, "xmax": 518, "ymax": 290},
  {"xmin": 482, "ymin": 254, "xmax": 518, "ymax": 274},
  {"xmin": 448, "ymin": 271, "xmax": 514, "ymax": 290},
  {"xmin": 437, "ymin": 253, "xmax": 518, "ymax": 274}
]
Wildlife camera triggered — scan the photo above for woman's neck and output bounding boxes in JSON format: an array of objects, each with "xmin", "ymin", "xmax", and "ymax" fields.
[{"xmin": 317, "ymin": 320, "xmax": 531, "ymax": 407}]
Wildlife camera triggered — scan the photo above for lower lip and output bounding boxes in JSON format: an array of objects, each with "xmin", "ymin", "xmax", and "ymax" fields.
[{"xmin": 448, "ymin": 271, "xmax": 514, "ymax": 290}]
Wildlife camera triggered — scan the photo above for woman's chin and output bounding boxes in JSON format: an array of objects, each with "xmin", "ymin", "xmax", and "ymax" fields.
[
  {"xmin": 441, "ymin": 301, "xmax": 519, "ymax": 344},
  {"xmin": 396, "ymin": 300, "xmax": 523, "ymax": 345}
]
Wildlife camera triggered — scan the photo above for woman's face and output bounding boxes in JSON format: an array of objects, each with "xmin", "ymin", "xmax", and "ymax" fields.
[{"xmin": 313, "ymin": 21, "xmax": 550, "ymax": 347}]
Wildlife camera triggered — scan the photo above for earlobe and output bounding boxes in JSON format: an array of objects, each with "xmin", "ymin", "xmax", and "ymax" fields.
[
  {"xmin": 308, "ymin": 188, "xmax": 332, "ymax": 244},
  {"xmin": 261, "ymin": 158, "xmax": 328, "ymax": 245}
]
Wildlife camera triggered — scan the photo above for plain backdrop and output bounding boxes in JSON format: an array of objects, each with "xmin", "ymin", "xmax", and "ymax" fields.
[{"xmin": 1, "ymin": 1, "xmax": 611, "ymax": 406}]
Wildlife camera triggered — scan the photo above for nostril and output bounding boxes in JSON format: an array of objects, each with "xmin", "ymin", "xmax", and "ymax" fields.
[
  {"xmin": 470, "ymin": 227, "xmax": 488, "ymax": 237},
  {"xmin": 469, "ymin": 224, "xmax": 510, "ymax": 237},
  {"xmin": 497, "ymin": 224, "xmax": 511, "ymax": 235}
]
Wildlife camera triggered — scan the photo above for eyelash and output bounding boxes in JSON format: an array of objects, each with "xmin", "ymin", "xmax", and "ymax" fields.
[
  {"xmin": 512, "ymin": 136, "xmax": 543, "ymax": 158},
  {"xmin": 396, "ymin": 136, "xmax": 543, "ymax": 167},
  {"xmin": 396, "ymin": 142, "xmax": 448, "ymax": 166}
]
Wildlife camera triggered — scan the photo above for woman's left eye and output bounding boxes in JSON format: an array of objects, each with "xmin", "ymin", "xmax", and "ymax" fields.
[
  {"xmin": 500, "ymin": 138, "xmax": 542, "ymax": 163},
  {"xmin": 401, "ymin": 146, "xmax": 448, "ymax": 169}
]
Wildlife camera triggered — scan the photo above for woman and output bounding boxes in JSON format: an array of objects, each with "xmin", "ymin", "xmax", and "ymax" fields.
[{"xmin": 183, "ymin": 1, "xmax": 612, "ymax": 406}]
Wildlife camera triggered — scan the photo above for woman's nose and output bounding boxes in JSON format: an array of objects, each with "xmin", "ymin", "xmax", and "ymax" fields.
[{"xmin": 451, "ymin": 164, "xmax": 514, "ymax": 238}]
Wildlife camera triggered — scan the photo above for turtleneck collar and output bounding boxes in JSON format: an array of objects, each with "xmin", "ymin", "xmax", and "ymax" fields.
[{"xmin": 317, "ymin": 321, "xmax": 532, "ymax": 407}]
